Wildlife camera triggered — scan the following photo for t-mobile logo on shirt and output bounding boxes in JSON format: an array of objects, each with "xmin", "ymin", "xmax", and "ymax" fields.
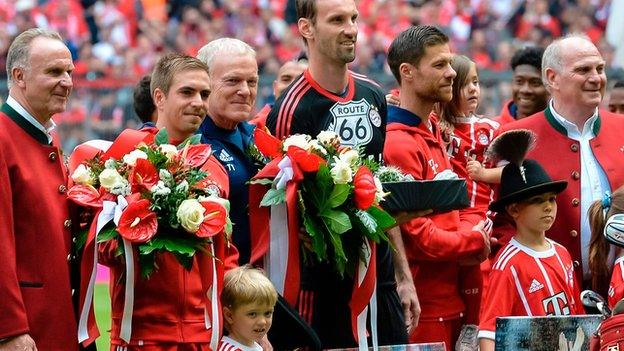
[{"xmin": 542, "ymin": 292, "xmax": 571, "ymax": 315}]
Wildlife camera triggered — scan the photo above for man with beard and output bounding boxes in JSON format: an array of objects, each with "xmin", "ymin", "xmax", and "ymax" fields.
[
  {"xmin": 495, "ymin": 46, "xmax": 549, "ymax": 125},
  {"xmin": 384, "ymin": 25, "xmax": 491, "ymax": 347},
  {"xmin": 500, "ymin": 34, "xmax": 624, "ymax": 293},
  {"xmin": 265, "ymin": 0, "xmax": 417, "ymax": 347}
]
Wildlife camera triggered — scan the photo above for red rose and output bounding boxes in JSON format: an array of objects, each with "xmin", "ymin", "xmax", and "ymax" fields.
[
  {"xmin": 253, "ymin": 127, "xmax": 282, "ymax": 158},
  {"xmin": 117, "ymin": 199, "xmax": 158, "ymax": 243},
  {"xmin": 67, "ymin": 184, "xmax": 102, "ymax": 207},
  {"xmin": 129, "ymin": 158, "xmax": 159, "ymax": 192},
  {"xmin": 181, "ymin": 144, "xmax": 212, "ymax": 168},
  {"xmin": 196, "ymin": 201, "xmax": 227, "ymax": 238},
  {"xmin": 353, "ymin": 166, "xmax": 376, "ymax": 210},
  {"xmin": 286, "ymin": 146, "xmax": 326, "ymax": 173}
]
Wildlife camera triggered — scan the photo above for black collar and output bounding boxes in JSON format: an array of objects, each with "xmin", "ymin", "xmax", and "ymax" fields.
[{"xmin": 1, "ymin": 103, "xmax": 50, "ymax": 145}]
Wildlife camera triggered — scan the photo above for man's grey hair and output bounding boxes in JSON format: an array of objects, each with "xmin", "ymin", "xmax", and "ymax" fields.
[
  {"xmin": 541, "ymin": 33, "xmax": 593, "ymax": 87},
  {"xmin": 196, "ymin": 38, "xmax": 256, "ymax": 74},
  {"xmin": 6, "ymin": 28, "xmax": 64, "ymax": 88}
]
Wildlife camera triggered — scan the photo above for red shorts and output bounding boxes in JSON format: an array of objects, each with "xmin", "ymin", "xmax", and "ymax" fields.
[{"xmin": 409, "ymin": 317, "xmax": 463, "ymax": 350}]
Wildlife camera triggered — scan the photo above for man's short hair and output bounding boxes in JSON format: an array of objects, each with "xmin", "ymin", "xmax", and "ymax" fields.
[
  {"xmin": 196, "ymin": 38, "xmax": 256, "ymax": 74},
  {"xmin": 221, "ymin": 266, "xmax": 278, "ymax": 309},
  {"xmin": 510, "ymin": 46, "xmax": 544, "ymax": 72},
  {"xmin": 6, "ymin": 28, "xmax": 63, "ymax": 88},
  {"xmin": 133, "ymin": 75, "xmax": 155, "ymax": 123},
  {"xmin": 150, "ymin": 53, "xmax": 209, "ymax": 96},
  {"xmin": 387, "ymin": 25, "xmax": 449, "ymax": 84},
  {"xmin": 296, "ymin": 0, "xmax": 318, "ymax": 24},
  {"xmin": 541, "ymin": 33, "xmax": 592, "ymax": 87}
]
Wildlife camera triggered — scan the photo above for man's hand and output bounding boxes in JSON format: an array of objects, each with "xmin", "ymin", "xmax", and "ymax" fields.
[
  {"xmin": 396, "ymin": 272, "xmax": 420, "ymax": 334},
  {"xmin": 460, "ymin": 220, "xmax": 493, "ymax": 265},
  {"xmin": 385, "ymin": 93, "xmax": 400, "ymax": 107},
  {"xmin": 391, "ymin": 209, "xmax": 433, "ymax": 227},
  {"xmin": 0, "ymin": 334, "xmax": 37, "ymax": 351},
  {"xmin": 466, "ymin": 160, "xmax": 484, "ymax": 181}
]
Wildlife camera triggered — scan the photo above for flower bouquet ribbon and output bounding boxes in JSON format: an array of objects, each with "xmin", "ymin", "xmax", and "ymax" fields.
[
  {"xmin": 249, "ymin": 128, "xmax": 395, "ymax": 350},
  {"xmin": 69, "ymin": 129, "xmax": 230, "ymax": 349}
]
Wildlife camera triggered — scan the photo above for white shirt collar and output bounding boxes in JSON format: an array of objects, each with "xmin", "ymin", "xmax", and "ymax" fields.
[
  {"xmin": 549, "ymin": 100, "xmax": 598, "ymax": 139},
  {"xmin": 6, "ymin": 95, "xmax": 56, "ymax": 143}
]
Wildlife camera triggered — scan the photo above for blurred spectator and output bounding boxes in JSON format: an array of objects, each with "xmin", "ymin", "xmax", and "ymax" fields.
[
  {"xmin": 608, "ymin": 81, "xmax": 624, "ymax": 114},
  {"xmin": 0, "ymin": 0, "xmax": 620, "ymax": 154}
]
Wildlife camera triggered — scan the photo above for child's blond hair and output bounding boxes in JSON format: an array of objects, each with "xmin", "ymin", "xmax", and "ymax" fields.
[{"xmin": 221, "ymin": 265, "xmax": 278, "ymax": 309}]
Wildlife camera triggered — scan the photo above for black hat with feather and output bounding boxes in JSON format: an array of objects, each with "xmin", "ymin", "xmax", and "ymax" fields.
[{"xmin": 487, "ymin": 129, "xmax": 567, "ymax": 213}]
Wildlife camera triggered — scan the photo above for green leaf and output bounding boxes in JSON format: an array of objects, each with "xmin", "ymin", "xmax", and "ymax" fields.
[
  {"xmin": 302, "ymin": 214, "xmax": 327, "ymax": 261},
  {"xmin": 143, "ymin": 236, "xmax": 198, "ymax": 256},
  {"xmin": 178, "ymin": 134, "xmax": 201, "ymax": 149},
  {"xmin": 248, "ymin": 178, "xmax": 274, "ymax": 186},
  {"xmin": 327, "ymin": 230, "xmax": 347, "ymax": 275},
  {"xmin": 260, "ymin": 188, "xmax": 286, "ymax": 207},
  {"xmin": 367, "ymin": 206, "xmax": 396, "ymax": 231},
  {"xmin": 320, "ymin": 209, "xmax": 352, "ymax": 235},
  {"xmin": 97, "ymin": 227, "xmax": 119, "ymax": 243},
  {"xmin": 355, "ymin": 209, "xmax": 377, "ymax": 234},
  {"xmin": 155, "ymin": 128, "xmax": 169, "ymax": 145},
  {"xmin": 138, "ymin": 253, "xmax": 157, "ymax": 279},
  {"xmin": 327, "ymin": 184, "xmax": 350, "ymax": 209},
  {"xmin": 75, "ymin": 228, "xmax": 88, "ymax": 250}
]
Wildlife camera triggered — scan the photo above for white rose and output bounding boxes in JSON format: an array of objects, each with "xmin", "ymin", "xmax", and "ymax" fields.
[
  {"xmin": 330, "ymin": 158, "xmax": 353, "ymax": 184},
  {"xmin": 99, "ymin": 168, "xmax": 126, "ymax": 190},
  {"xmin": 307, "ymin": 140, "xmax": 328, "ymax": 156},
  {"xmin": 122, "ymin": 150, "xmax": 148, "ymax": 166},
  {"xmin": 338, "ymin": 148, "xmax": 359, "ymax": 166},
  {"xmin": 71, "ymin": 164, "xmax": 94, "ymax": 185},
  {"xmin": 159, "ymin": 144, "xmax": 178, "ymax": 159},
  {"xmin": 177, "ymin": 199, "xmax": 206, "ymax": 233},
  {"xmin": 317, "ymin": 131, "xmax": 340, "ymax": 147},
  {"xmin": 282, "ymin": 134, "xmax": 311, "ymax": 151}
]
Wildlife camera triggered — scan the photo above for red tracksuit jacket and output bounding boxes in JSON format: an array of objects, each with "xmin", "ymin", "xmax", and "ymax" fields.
[{"xmin": 384, "ymin": 106, "xmax": 486, "ymax": 320}]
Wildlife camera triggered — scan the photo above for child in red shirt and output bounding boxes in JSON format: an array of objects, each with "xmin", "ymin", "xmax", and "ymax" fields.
[{"xmin": 478, "ymin": 131, "xmax": 582, "ymax": 350}]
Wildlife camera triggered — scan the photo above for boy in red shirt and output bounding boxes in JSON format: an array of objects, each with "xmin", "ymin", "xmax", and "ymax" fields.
[{"xmin": 478, "ymin": 131, "xmax": 582, "ymax": 350}]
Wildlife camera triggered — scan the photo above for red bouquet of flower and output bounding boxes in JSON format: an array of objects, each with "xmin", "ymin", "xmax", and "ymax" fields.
[
  {"xmin": 250, "ymin": 128, "xmax": 395, "ymax": 276},
  {"xmin": 68, "ymin": 129, "xmax": 232, "ymax": 277}
]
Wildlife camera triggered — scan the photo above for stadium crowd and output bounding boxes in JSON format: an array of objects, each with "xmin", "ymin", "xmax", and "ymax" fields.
[
  {"xmin": 0, "ymin": 0, "xmax": 620, "ymax": 153},
  {"xmin": 2, "ymin": 0, "xmax": 624, "ymax": 350}
]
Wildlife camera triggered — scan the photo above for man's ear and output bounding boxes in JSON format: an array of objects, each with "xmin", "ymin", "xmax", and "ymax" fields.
[
  {"xmin": 153, "ymin": 88, "xmax": 166, "ymax": 110},
  {"xmin": 223, "ymin": 306, "xmax": 234, "ymax": 325},
  {"xmin": 544, "ymin": 67, "xmax": 557, "ymax": 91},
  {"xmin": 399, "ymin": 63, "xmax": 414, "ymax": 82},
  {"xmin": 12, "ymin": 67, "xmax": 26, "ymax": 88},
  {"xmin": 298, "ymin": 18, "xmax": 313, "ymax": 42}
]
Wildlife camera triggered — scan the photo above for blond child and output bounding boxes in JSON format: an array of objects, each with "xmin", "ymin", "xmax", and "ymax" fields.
[{"xmin": 220, "ymin": 266, "xmax": 278, "ymax": 351}]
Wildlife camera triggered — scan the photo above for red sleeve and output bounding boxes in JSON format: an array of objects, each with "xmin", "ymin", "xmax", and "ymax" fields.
[
  {"xmin": 0, "ymin": 148, "xmax": 30, "ymax": 338},
  {"xmin": 478, "ymin": 266, "xmax": 516, "ymax": 340},
  {"xmin": 384, "ymin": 134, "xmax": 485, "ymax": 260},
  {"xmin": 609, "ymin": 259, "xmax": 624, "ymax": 309}
]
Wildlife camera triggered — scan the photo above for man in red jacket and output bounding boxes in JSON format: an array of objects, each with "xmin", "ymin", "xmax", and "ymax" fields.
[
  {"xmin": 495, "ymin": 46, "xmax": 549, "ymax": 125},
  {"xmin": 384, "ymin": 25, "xmax": 491, "ymax": 348},
  {"xmin": 99, "ymin": 53, "xmax": 238, "ymax": 351},
  {"xmin": 500, "ymin": 34, "xmax": 624, "ymax": 290},
  {"xmin": 0, "ymin": 28, "xmax": 94, "ymax": 350}
]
